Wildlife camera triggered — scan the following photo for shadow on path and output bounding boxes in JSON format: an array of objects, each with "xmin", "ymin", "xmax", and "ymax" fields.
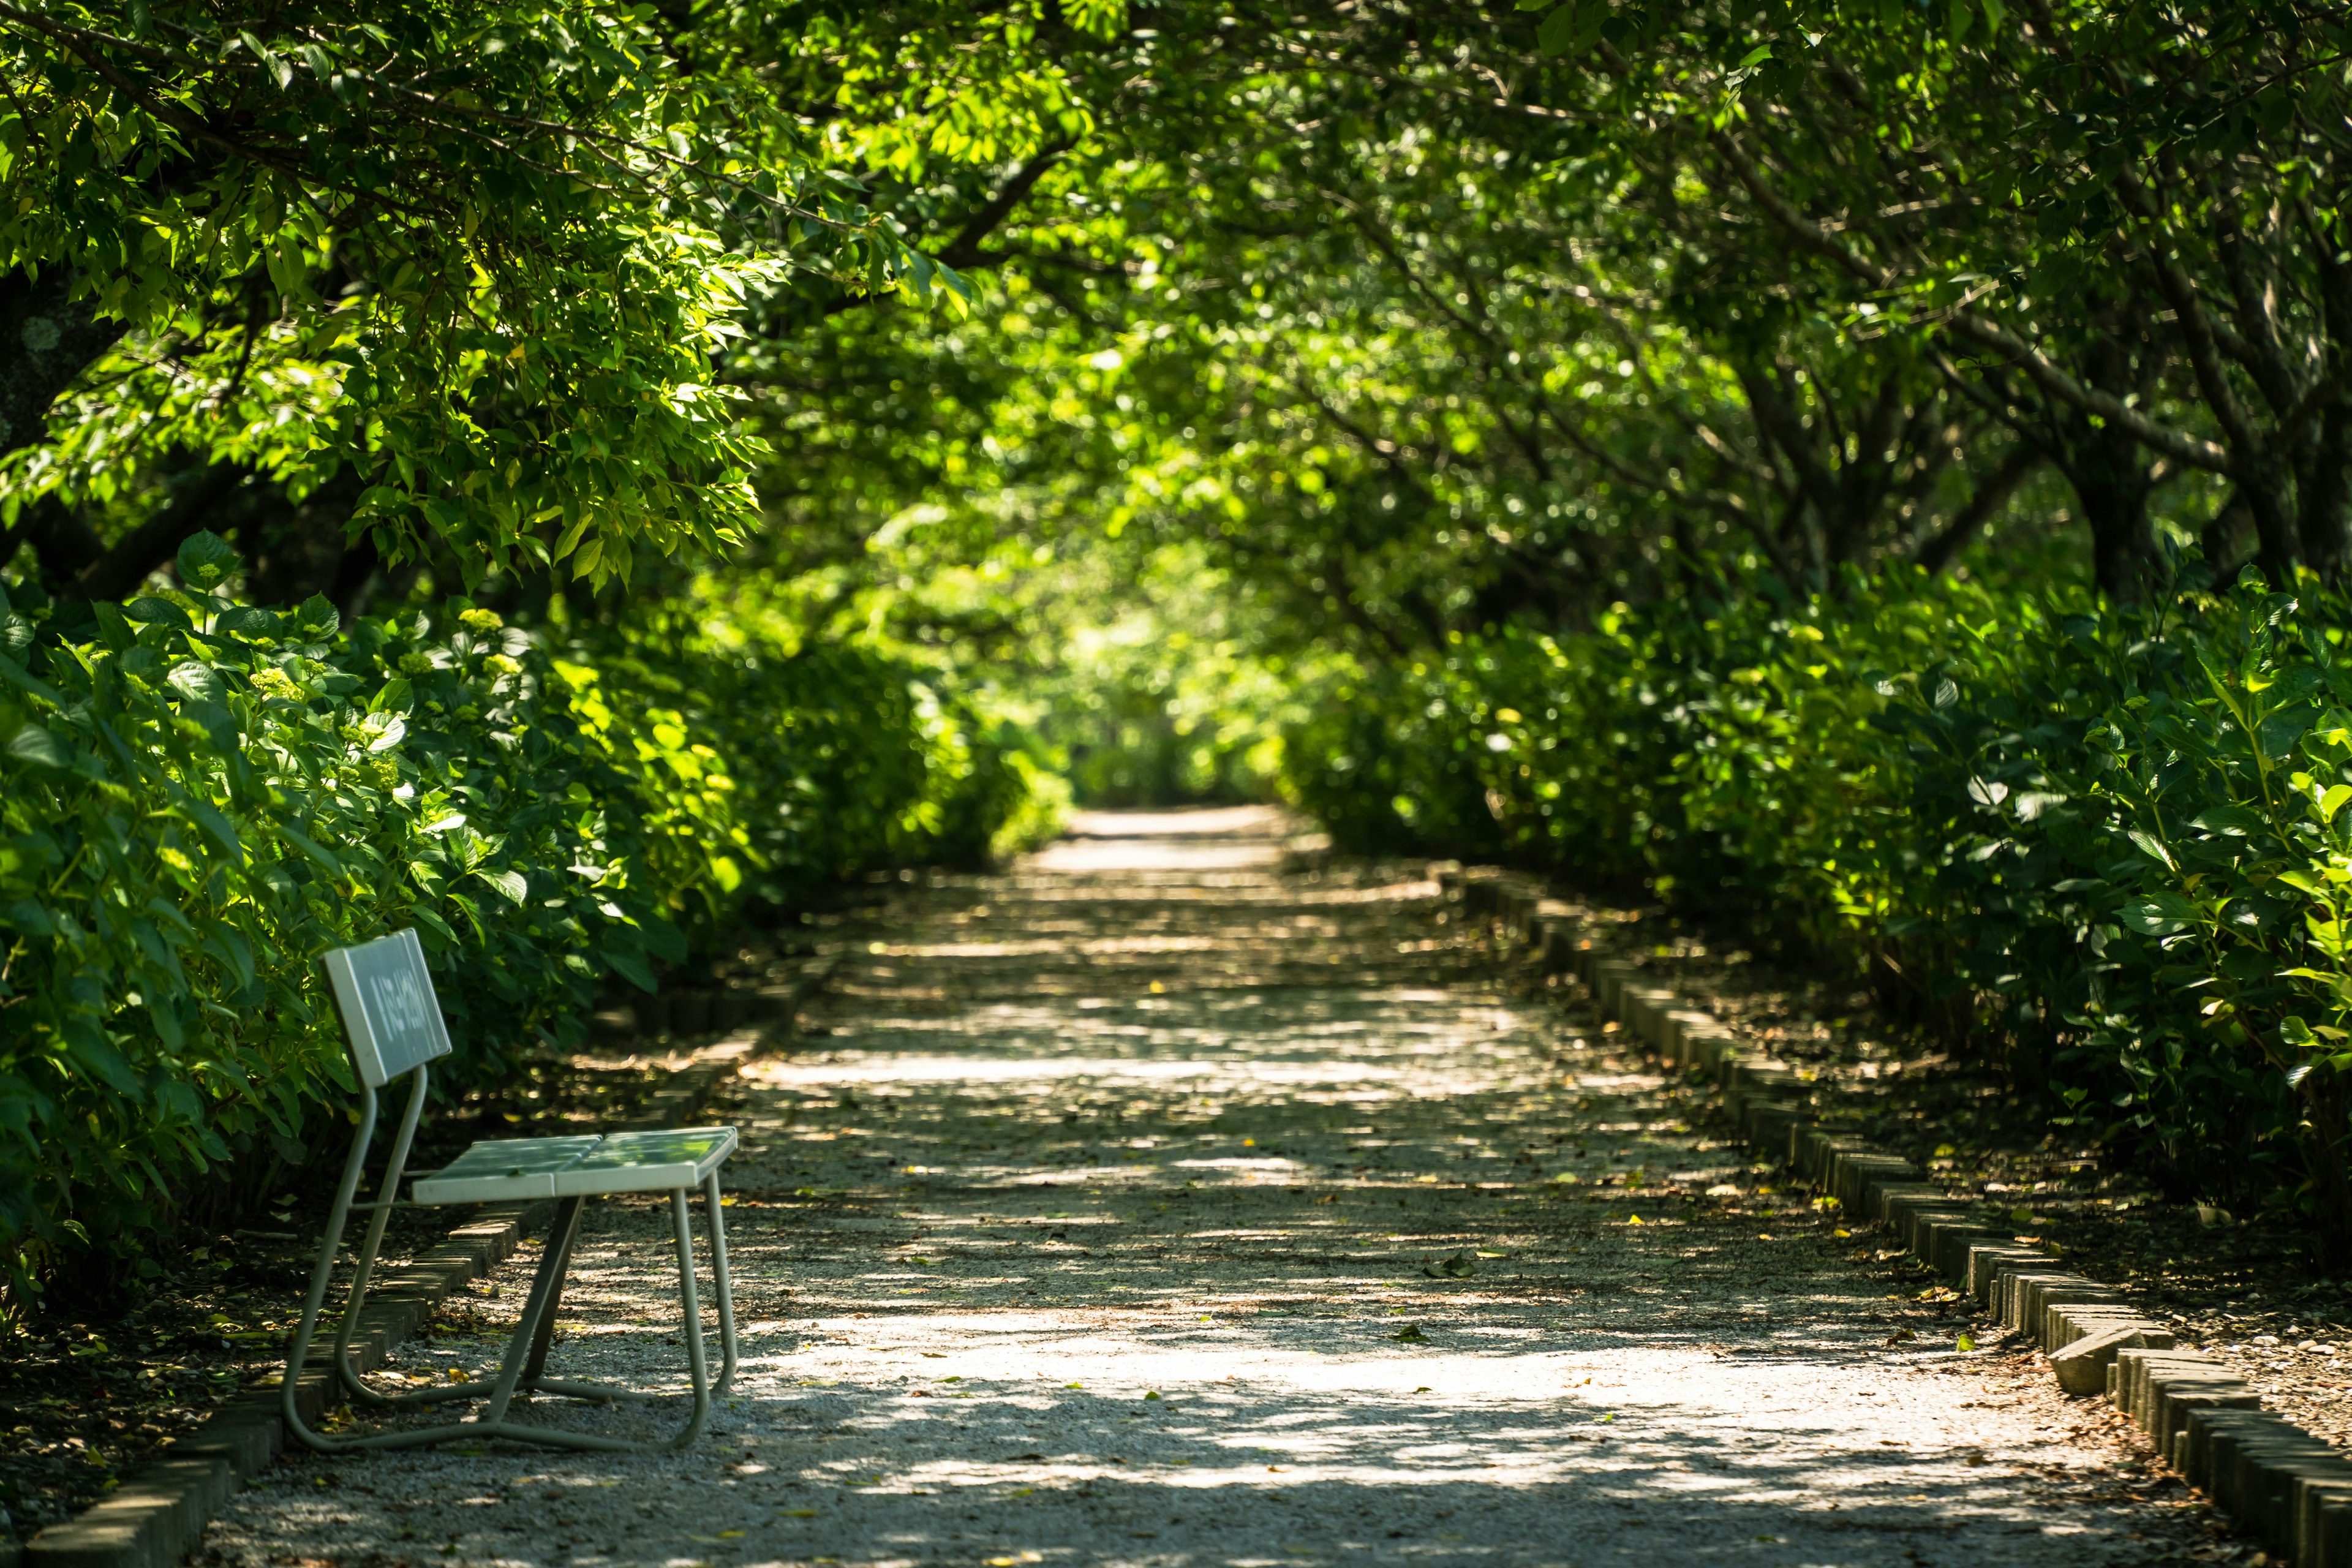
[{"xmin": 209, "ymin": 809, "xmax": 2212, "ymax": 1568}]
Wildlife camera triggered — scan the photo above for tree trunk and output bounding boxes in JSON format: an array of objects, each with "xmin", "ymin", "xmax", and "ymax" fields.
[
  {"xmin": 2070, "ymin": 440, "xmax": 2160, "ymax": 602},
  {"xmin": 2245, "ymin": 462, "xmax": 2303, "ymax": 584},
  {"xmin": 2299, "ymin": 397, "xmax": 2352, "ymax": 579},
  {"xmin": 64, "ymin": 462, "xmax": 254, "ymax": 601},
  {"xmin": 0, "ymin": 268, "xmax": 125, "ymax": 462}
]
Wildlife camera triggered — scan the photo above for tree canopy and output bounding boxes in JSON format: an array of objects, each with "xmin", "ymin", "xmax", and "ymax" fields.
[{"xmin": 19, "ymin": 0, "xmax": 2352, "ymax": 1282}]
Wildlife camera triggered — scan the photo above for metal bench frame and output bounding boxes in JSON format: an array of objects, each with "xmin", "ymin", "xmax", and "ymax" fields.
[{"xmin": 284, "ymin": 929, "xmax": 738, "ymax": 1453}]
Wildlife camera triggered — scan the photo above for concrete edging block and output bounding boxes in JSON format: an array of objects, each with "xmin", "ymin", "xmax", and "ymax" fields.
[{"xmin": 1471, "ymin": 864, "xmax": 2352, "ymax": 1557}]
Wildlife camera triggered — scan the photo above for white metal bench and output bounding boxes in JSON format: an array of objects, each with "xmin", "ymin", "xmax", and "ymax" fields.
[{"xmin": 284, "ymin": 929, "xmax": 739, "ymax": 1453}]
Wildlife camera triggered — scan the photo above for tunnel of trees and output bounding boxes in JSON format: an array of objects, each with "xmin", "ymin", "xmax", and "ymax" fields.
[{"xmin": 10, "ymin": 0, "xmax": 2352, "ymax": 1306}]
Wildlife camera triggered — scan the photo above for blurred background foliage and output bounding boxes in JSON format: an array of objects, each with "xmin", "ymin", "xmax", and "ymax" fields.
[{"xmin": 15, "ymin": 0, "xmax": 2352, "ymax": 1299}]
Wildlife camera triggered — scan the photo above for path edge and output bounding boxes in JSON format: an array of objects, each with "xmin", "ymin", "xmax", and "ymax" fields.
[
  {"xmin": 14, "ymin": 955, "xmax": 839, "ymax": 1568},
  {"xmin": 1442, "ymin": 863, "xmax": 2352, "ymax": 1567}
]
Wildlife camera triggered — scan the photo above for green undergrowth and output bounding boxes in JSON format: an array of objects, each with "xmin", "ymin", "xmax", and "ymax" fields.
[
  {"xmin": 1291, "ymin": 565, "xmax": 2352, "ymax": 1256},
  {"xmin": 0, "ymin": 533, "xmax": 1050, "ymax": 1311}
]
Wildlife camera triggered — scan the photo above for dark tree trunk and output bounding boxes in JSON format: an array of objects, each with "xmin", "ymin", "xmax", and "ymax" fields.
[
  {"xmin": 2069, "ymin": 432, "xmax": 2160, "ymax": 602},
  {"xmin": 0, "ymin": 268, "xmax": 125, "ymax": 462},
  {"xmin": 2201, "ymin": 493, "xmax": 2257, "ymax": 582},
  {"xmin": 241, "ymin": 468, "xmax": 366, "ymax": 608},
  {"xmin": 2245, "ymin": 462, "xmax": 2304, "ymax": 584},
  {"xmin": 18, "ymin": 493, "xmax": 107, "ymax": 587},
  {"xmin": 64, "ymin": 462, "xmax": 255, "ymax": 601},
  {"xmin": 2299, "ymin": 397, "xmax": 2352, "ymax": 579}
]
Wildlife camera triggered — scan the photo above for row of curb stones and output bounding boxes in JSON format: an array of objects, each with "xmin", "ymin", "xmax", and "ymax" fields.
[
  {"xmin": 16, "ymin": 955, "xmax": 839, "ymax": 1568},
  {"xmin": 1438, "ymin": 864, "xmax": 2352, "ymax": 1568}
]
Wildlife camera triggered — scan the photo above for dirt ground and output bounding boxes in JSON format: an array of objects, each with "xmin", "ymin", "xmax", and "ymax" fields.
[
  {"xmin": 203, "ymin": 809, "xmax": 2242, "ymax": 1567},
  {"xmin": 1558, "ymin": 897, "xmax": 2352, "ymax": 1458}
]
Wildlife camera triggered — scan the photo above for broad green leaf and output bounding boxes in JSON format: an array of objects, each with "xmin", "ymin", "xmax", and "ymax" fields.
[
  {"xmin": 2122, "ymin": 894, "xmax": 2201, "ymax": 937},
  {"xmin": 641, "ymin": 915, "xmax": 690, "ymax": 965},
  {"xmin": 215, "ymin": 606, "xmax": 281, "ymax": 638},
  {"xmin": 276, "ymin": 822, "xmax": 346, "ymax": 875},
  {"xmin": 0, "ymin": 899, "xmax": 57, "ymax": 937},
  {"xmin": 602, "ymin": 942, "xmax": 658, "ymax": 993},
  {"xmin": 477, "ymin": 867, "xmax": 529, "ymax": 905},
  {"xmin": 172, "ymin": 788, "xmax": 247, "ymax": 867},
  {"xmin": 7, "ymin": 723, "xmax": 67, "ymax": 771},
  {"xmin": 167, "ymin": 662, "xmax": 226, "ymax": 705},
  {"xmin": 175, "ymin": 530, "xmax": 242, "ymax": 591},
  {"xmin": 127, "ymin": 597, "xmax": 195, "ymax": 632}
]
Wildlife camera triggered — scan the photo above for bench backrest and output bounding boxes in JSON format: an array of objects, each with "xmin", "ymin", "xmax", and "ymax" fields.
[{"xmin": 323, "ymin": 928, "xmax": 453, "ymax": 1088}]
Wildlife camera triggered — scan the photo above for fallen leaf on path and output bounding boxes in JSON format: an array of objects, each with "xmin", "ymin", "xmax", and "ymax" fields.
[{"xmin": 1393, "ymin": 1325, "xmax": 1429, "ymax": 1343}]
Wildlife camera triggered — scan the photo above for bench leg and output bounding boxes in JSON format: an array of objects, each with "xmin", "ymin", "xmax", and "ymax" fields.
[
  {"xmin": 478, "ymin": 1196, "xmax": 586, "ymax": 1428},
  {"xmin": 295, "ymin": 1178, "xmax": 731, "ymax": 1453},
  {"xmin": 519, "ymin": 1197, "xmax": 588, "ymax": 1392},
  {"xmin": 704, "ymin": 1169, "xmax": 739, "ymax": 1395},
  {"xmin": 666, "ymin": 1185, "xmax": 715, "ymax": 1447}
]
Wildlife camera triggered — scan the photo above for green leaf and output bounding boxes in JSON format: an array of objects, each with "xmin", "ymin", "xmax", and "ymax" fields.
[
  {"xmin": 7, "ymin": 723, "xmax": 67, "ymax": 771},
  {"xmin": 0, "ymin": 650, "xmax": 65, "ymax": 706},
  {"xmin": 2122, "ymin": 894, "xmax": 2201, "ymax": 937},
  {"xmin": 295, "ymin": 595, "xmax": 342, "ymax": 638},
  {"xmin": 214, "ymin": 606, "xmax": 281, "ymax": 639},
  {"xmin": 175, "ymin": 529, "xmax": 242, "ymax": 591},
  {"xmin": 172, "ymin": 787, "xmax": 247, "ymax": 867},
  {"xmin": 477, "ymin": 867, "xmax": 529, "ymax": 905},
  {"xmin": 126, "ymin": 596, "xmax": 195, "ymax": 632},
  {"xmin": 0, "ymin": 899, "xmax": 57, "ymax": 937},
  {"xmin": 602, "ymin": 942, "xmax": 658, "ymax": 993},
  {"xmin": 1536, "ymin": 2, "xmax": 1594, "ymax": 57},
  {"xmin": 167, "ymin": 661, "xmax": 226, "ymax": 705},
  {"xmin": 70, "ymin": 1035, "xmax": 144, "ymax": 1098},
  {"xmin": 90, "ymin": 603, "xmax": 135, "ymax": 654},
  {"xmin": 2321, "ymin": 784, "xmax": 2352, "ymax": 824},
  {"xmin": 641, "ymin": 915, "xmax": 689, "ymax": 965},
  {"xmin": 369, "ymin": 677, "xmax": 415, "ymax": 715},
  {"xmin": 275, "ymin": 822, "xmax": 345, "ymax": 875},
  {"xmin": 2190, "ymin": 805, "xmax": 2266, "ymax": 837}
]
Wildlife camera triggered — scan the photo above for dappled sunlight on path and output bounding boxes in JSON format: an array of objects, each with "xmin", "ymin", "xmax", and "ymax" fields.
[{"xmin": 208, "ymin": 809, "xmax": 2205, "ymax": 1567}]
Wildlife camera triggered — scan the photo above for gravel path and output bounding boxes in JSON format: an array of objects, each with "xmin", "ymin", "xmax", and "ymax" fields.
[{"xmin": 209, "ymin": 809, "xmax": 2222, "ymax": 1567}]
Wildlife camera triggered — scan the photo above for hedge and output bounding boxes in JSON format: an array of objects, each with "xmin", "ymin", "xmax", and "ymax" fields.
[
  {"xmin": 0, "ymin": 533, "xmax": 1037, "ymax": 1304},
  {"xmin": 1286, "ymin": 567, "xmax": 2352, "ymax": 1257}
]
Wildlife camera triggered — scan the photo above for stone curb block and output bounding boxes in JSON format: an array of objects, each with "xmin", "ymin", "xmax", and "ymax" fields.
[
  {"xmin": 1439, "ymin": 864, "xmax": 2349, "ymax": 1563},
  {"xmin": 18, "ymin": 954, "xmax": 839, "ymax": 1568}
]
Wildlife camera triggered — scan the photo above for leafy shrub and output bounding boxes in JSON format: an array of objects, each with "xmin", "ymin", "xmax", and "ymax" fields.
[
  {"xmin": 1285, "ymin": 569, "xmax": 2352, "ymax": 1256},
  {"xmin": 0, "ymin": 536, "xmax": 1040, "ymax": 1306}
]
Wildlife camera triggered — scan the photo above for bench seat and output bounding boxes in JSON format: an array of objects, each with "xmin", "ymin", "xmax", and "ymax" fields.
[{"xmin": 413, "ymin": 1128, "xmax": 739, "ymax": 1204}]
